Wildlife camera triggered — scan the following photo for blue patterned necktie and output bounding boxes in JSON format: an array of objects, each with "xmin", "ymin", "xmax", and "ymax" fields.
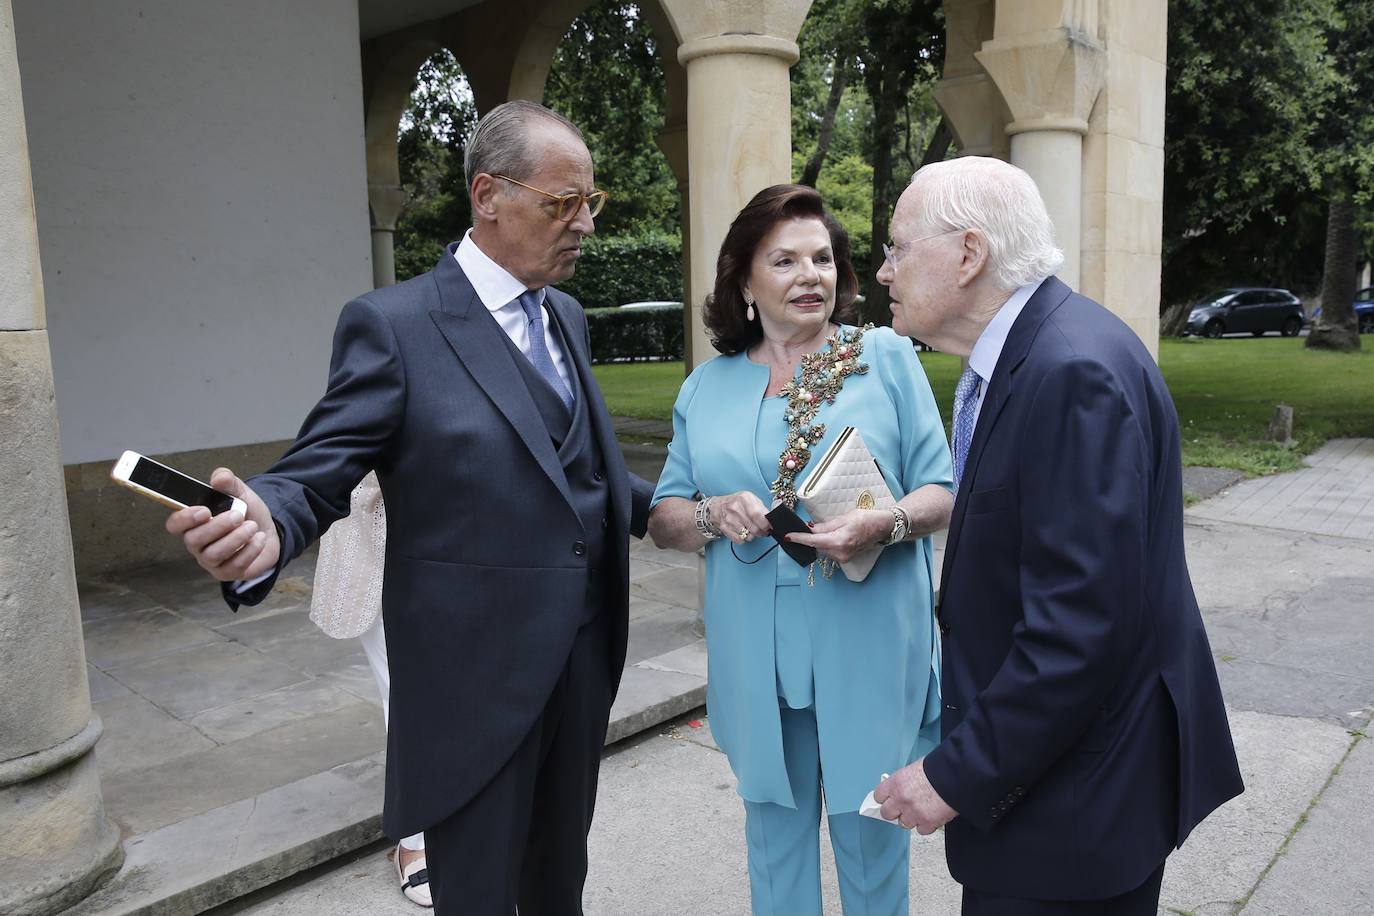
[
  {"xmin": 516, "ymin": 290, "xmax": 574, "ymax": 412},
  {"xmin": 951, "ymin": 367, "xmax": 981, "ymax": 491}
]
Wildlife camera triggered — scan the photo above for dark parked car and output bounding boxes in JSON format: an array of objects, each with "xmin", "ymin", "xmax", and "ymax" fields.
[{"xmin": 1184, "ymin": 288, "xmax": 1305, "ymax": 338}]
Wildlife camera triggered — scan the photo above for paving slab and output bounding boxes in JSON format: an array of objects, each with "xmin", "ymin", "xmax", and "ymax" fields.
[
  {"xmin": 605, "ymin": 652, "xmax": 707, "ymax": 746},
  {"xmin": 187, "ymin": 679, "xmax": 377, "ymax": 745},
  {"xmin": 83, "ymin": 606, "xmax": 228, "ymax": 669},
  {"xmin": 104, "ymin": 641, "xmax": 311, "ymax": 720},
  {"xmin": 100, "ymin": 703, "xmax": 385, "ymax": 835},
  {"xmin": 1188, "ymin": 439, "xmax": 1374, "ymax": 539},
  {"xmin": 1160, "ymin": 709, "xmax": 1355, "ymax": 915},
  {"xmin": 92, "ymin": 693, "xmax": 218, "ymax": 778},
  {"xmin": 1240, "ymin": 733, "xmax": 1374, "ymax": 916},
  {"xmin": 68, "ymin": 754, "xmax": 389, "ymax": 916}
]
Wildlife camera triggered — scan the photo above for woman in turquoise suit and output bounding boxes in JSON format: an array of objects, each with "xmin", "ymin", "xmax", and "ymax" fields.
[{"xmin": 648, "ymin": 184, "xmax": 954, "ymax": 915}]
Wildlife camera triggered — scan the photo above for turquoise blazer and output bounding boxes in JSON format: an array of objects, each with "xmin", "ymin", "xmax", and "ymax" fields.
[{"xmin": 652, "ymin": 326, "xmax": 954, "ymax": 812}]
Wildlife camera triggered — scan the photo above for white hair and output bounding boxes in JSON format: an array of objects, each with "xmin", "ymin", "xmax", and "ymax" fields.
[{"xmin": 907, "ymin": 157, "xmax": 1064, "ymax": 290}]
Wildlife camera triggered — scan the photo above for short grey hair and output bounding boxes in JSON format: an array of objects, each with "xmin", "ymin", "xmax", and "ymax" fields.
[
  {"xmin": 907, "ymin": 156, "xmax": 1064, "ymax": 290},
  {"xmin": 463, "ymin": 100, "xmax": 584, "ymax": 194}
]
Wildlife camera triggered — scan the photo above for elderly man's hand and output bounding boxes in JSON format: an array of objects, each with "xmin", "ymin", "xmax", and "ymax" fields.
[
  {"xmin": 874, "ymin": 758, "xmax": 958, "ymax": 835},
  {"xmin": 164, "ymin": 468, "xmax": 280, "ymax": 582},
  {"xmin": 786, "ymin": 508, "xmax": 891, "ymax": 563}
]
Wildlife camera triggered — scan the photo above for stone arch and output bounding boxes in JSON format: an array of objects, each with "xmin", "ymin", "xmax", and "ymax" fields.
[
  {"xmin": 361, "ymin": 38, "xmax": 458, "ymax": 287},
  {"xmin": 506, "ymin": 0, "xmax": 598, "ymax": 102}
]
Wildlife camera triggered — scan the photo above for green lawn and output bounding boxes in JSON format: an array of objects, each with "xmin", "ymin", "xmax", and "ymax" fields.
[{"xmin": 594, "ymin": 337, "xmax": 1374, "ymax": 476}]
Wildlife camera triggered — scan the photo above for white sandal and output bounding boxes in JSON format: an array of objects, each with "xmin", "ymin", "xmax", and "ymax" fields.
[{"xmin": 395, "ymin": 842, "xmax": 433, "ymax": 907}]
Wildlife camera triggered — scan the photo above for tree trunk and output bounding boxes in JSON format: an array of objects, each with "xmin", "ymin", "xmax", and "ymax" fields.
[
  {"xmin": 865, "ymin": 72, "xmax": 901, "ymax": 325},
  {"xmin": 1306, "ymin": 192, "xmax": 1361, "ymax": 351},
  {"xmin": 919, "ymin": 118, "xmax": 952, "ymax": 168},
  {"xmin": 800, "ymin": 56, "xmax": 849, "ymax": 188}
]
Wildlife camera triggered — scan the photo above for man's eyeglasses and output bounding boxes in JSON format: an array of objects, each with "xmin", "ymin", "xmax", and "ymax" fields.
[
  {"xmin": 493, "ymin": 175, "xmax": 608, "ymax": 222},
  {"xmin": 882, "ymin": 229, "xmax": 961, "ymax": 268}
]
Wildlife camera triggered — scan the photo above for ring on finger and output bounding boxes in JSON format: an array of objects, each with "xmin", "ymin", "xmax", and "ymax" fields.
[{"xmin": 739, "ymin": 527, "xmax": 751, "ymax": 541}]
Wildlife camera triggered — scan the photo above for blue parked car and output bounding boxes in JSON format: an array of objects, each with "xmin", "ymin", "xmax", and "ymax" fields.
[
  {"xmin": 1310, "ymin": 286, "xmax": 1373, "ymax": 333},
  {"xmin": 1184, "ymin": 288, "xmax": 1305, "ymax": 338},
  {"xmin": 1356, "ymin": 287, "xmax": 1374, "ymax": 333}
]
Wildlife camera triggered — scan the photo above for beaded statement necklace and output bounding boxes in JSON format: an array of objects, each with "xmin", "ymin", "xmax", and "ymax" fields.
[{"xmin": 770, "ymin": 323, "xmax": 874, "ymax": 509}]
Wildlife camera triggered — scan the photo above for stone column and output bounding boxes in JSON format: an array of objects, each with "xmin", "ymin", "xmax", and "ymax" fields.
[
  {"xmin": 976, "ymin": 27, "xmax": 1104, "ymax": 289},
  {"xmin": 0, "ymin": 2, "xmax": 123, "ymax": 913},
  {"xmin": 677, "ymin": 33, "xmax": 799, "ymax": 368},
  {"xmin": 368, "ymin": 184, "xmax": 408, "ymax": 289},
  {"xmin": 1078, "ymin": 0, "xmax": 1168, "ymax": 354}
]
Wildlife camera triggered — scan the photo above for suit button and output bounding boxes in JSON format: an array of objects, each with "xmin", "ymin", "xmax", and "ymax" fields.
[
  {"xmin": 601, "ymin": 517, "xmax": 609, "ymax": 530},
  {"xmin": 594, "ymin": 468, "xmax": 605, "ymax": 482},
  {"xmin": 573, "ymin": 540, "xmax": 586, "ymax": 556}
]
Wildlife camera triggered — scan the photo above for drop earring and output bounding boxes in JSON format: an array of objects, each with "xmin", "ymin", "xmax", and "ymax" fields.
[{"xmin": 745, "ymin": 294, "xmax": 755, "ymax": 322}]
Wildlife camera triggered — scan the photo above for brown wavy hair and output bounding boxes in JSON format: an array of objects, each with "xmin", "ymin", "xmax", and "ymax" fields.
[{"xmin": 703, "ymin": 184, "xmax": 860, "ymax": 356}]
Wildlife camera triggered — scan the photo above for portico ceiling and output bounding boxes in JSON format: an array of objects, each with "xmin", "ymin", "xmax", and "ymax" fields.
[{"xmin": 358, "ymin": 0, "xmax": 487, "ymax": 40}]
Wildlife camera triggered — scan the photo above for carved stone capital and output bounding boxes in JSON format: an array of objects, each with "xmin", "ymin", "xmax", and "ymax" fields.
[
  {"xmin": 975, "ymin": 30, "xmax": 1105, "ymax": 136},
  {"xmin": 367, "ymin": 184, "xmax": 408, "ymax": 232}
]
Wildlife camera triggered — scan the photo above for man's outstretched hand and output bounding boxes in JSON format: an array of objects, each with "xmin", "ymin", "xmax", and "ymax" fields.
[
  {"xmin": 874, "ymin": 758, "xmax": 958, "ymax": 835},
  {"xmin": 165, "ymin": 468, "xmax": 280, "ymax": 582}
]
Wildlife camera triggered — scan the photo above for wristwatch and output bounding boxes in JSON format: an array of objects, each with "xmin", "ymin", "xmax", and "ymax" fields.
[{"xmin": 882, "ymin": 506, "xmax": 909, "ymax": 546}]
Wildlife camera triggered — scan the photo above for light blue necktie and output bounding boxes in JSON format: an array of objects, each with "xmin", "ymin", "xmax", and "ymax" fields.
[
  {"xmin": 951, "ymin": 367, "xmax": 981, "ymax": 491},
  {"xmin": 516, "ymin": 290, "xmax": 574, "ymax": 412}
]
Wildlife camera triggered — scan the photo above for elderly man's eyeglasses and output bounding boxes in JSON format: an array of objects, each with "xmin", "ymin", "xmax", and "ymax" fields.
[
  {"xmin": 494, "ymin": 175, "xmax": 608, "ymax": 221},
  {"xmin": 882, "ymin": 229, "xmax": 961, "ymax": 268}
]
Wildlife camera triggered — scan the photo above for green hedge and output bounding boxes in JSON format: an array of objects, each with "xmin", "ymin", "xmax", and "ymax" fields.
[
  {"xmin": 558, "ymin": 232, "xmax": 683, "ymax": 310},
  {"xmin": 584, "ymin": 305, "xmax": 685, "ymax": 363}
]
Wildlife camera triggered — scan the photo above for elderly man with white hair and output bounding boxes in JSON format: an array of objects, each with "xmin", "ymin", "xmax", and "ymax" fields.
[{"xmin": 872, "ymin": 157, "xmax": 1243, "ymax": 915}]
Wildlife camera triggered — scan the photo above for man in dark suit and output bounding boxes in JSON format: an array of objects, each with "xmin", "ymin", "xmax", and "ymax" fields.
[
  {"xmin": 166, "ymin": 100, "xmax": 653, "ymax": 915},
  {"xmin": 872, "ymin": 156, "xmax": 1243, "ymax": 914}
]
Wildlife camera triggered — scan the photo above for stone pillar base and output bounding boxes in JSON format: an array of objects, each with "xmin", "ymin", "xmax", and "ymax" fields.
[{"xmin": 0, "ymin": 719, "xmax": 124, "ymax": 916}]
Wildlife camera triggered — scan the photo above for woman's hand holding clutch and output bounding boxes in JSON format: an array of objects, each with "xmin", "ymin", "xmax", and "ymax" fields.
[{"xmin": 786, "ymin": 508, "xmax": 892, "ymax": 563}]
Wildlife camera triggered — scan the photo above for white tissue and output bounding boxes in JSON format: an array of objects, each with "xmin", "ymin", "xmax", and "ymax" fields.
[{"xmin": 859, "ymin": 773, "xmax": 892, "ymax": 822}]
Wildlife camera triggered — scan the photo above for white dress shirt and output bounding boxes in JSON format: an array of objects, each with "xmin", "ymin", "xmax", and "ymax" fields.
[
  {"xmin": 455, "ymin": 229, "xmax": 573, "ymax": 392},
  {"xmin": 964, "ymin": 278, "xmax": 1046, "ymax": 429}
]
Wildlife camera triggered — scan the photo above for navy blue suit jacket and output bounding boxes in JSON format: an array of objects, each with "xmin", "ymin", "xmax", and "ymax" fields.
[
  {"xmin": 924, "ymin": 277, "xmax": 1243, "ymax": 900},
  {"xmin": 227, "ymin": 245, "xmax": 653, "ymax": 837}
]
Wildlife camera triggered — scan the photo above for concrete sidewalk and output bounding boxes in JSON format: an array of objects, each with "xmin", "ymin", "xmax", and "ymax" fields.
[{"xmin": 201, "ymin": 439, "xmax": 1374, "ymax": 916}]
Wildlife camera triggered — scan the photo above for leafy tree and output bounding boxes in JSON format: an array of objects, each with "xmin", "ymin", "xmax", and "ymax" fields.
[
  {"xmin": 792, "ymin": 0, "xmax": 945, "ymax": 321},
  {"xmin": 1305, "ymin": 2, "xmax": 1372, "ymax": 351},
  {"xmin": 1162, "ymin": 0, "xmax": 1373, "ymax": 349},
  {"xmin": 543, "ymin": 2, "xmax": 677, "ymax": 237},
  {"xmin": 394, "ymin": 50, "xmax": 477, "ymax": 281}
]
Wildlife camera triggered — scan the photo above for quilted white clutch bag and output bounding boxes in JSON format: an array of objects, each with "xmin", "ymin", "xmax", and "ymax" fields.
[
  {"xmin": 309, "ymin": 471, "xmax": 386, "ymax": 639},
  {"xmin": 797, "ymin": 427, "xmax": 896, "ymax": 582}
]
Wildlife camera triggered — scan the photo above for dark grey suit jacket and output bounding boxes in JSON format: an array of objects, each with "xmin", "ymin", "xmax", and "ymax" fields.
[{"xmin": 228, "ymin": 243, "xmax": 653, "ymax": 837}]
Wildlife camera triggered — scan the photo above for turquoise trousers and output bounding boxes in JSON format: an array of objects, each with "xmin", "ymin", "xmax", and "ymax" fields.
[{"xmin": 743, "ymin": 705, "xmax": 910, "ymax": 916}]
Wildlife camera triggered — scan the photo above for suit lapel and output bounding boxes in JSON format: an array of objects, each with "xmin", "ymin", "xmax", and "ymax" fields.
[
  {"xmin": 427, "ymin": 246, "xmax": 577, "ymax": 517},
  {"xmin": 940, "ymin": 277, "xmax": 1073, "ymax": 594}
]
